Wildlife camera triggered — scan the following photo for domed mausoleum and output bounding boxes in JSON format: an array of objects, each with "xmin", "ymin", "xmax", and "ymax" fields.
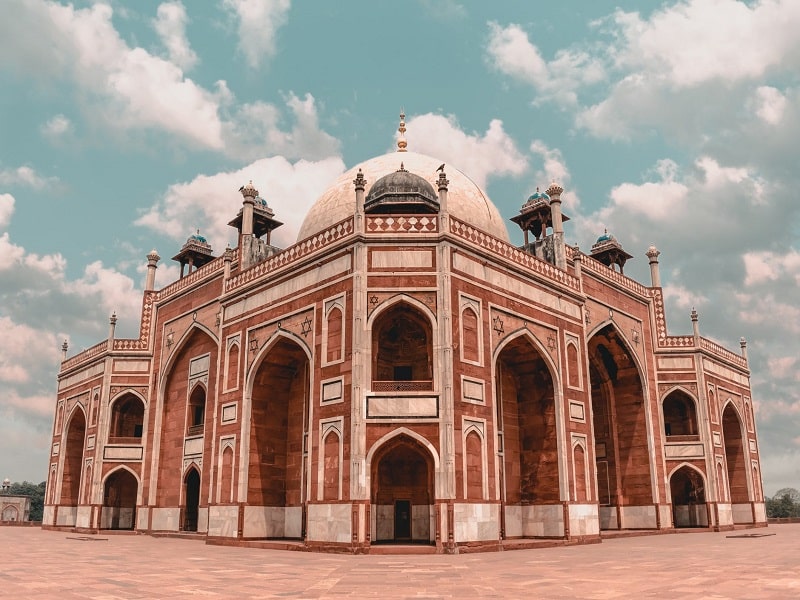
[{"xmin": 45, "ymin": 115, "xmax": 765, "ymax": 552}]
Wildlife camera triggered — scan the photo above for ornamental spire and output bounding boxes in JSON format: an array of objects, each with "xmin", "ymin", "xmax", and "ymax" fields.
[{"xmin": 397, "ymin": 109, "xmax": 407, "ymax": 152}]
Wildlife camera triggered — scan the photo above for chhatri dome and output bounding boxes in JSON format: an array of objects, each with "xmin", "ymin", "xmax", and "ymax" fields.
[{"xmin": 297, "ymin": 114, "xmax": 510, "ymax": 242}]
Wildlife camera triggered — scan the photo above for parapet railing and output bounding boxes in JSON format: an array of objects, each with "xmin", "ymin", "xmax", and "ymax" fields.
[
  {"xmin": 61, "ymin": 340, "xmax": 108, "ymax": 371},
  {"xmin": 700, "ymin": 336, "xmax": 747, "ymax": 368},
  {"xmin": 579, "ymin": 252, "xmax": 650, "ymax": 297},
  {"xmin": 225, "ymin": 217, "xmax": 355, "ymax": 293},
  {"xmin": 449, "ymin": 217, "xmax": 581, "ymax": 292},
  {"xmin": 156, "ymin": 250, "xmax": 233, "ymax": 301},
  {"xmin": 365, "ymin": 215, "xmax": 438, "ymax": 234}
]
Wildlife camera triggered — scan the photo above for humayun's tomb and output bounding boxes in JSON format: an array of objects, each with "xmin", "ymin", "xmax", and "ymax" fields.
[{"xmin": 44, "ymin": 115, "xmax": 765, "ymax": 553}]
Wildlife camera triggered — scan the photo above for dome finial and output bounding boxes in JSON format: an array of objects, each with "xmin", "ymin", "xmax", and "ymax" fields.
[{"xmin": 397, "ymin": 109, "xmax": 408, "ymax": 153}]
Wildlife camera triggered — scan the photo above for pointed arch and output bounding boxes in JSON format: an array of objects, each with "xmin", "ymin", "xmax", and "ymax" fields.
[
  {"xmin": 60, "ymin": 404, "xmax": 87, "ymax": 506},
  {"xmin": 492, "ymin": 328, "xmax": 561, "ymax": 386},
  {"xmin": 245, "ymin": 328, "xmax": 313, "ymax": 392},
  {"xmin": 587, "ymin": 320, "xmax": 655, "ymax": 527},
  {"xmin": 152, "ymin": 323, "xmax": 218, "ymax": 509},
  {"xmin": 161, "ymin": 322, "xmax": 219, "ymax": 378},
  {"xmin": 366, "ymin": 427, "xmax": 441, "ymax": 473},
  {"xmin": 661, "ymin": 387, "xmax": 699, "ymax": 438},
  {"xmin": 368, "ymin": 429, "xmax": 437, "ymax": 543},
  {"xmin": 494, "ymin": 329, "xmax": 564, "ymax": 511},
  {"xmin": 668, "ymin": 463, "xmax": 708, "ymax": 527},
  {"xmin": 572, "ymin": 438, "xmax": 589, "ymax": 502},
  {"xmin": 587, "ymin": 319, "xmax": 647, "ymax": 390},
  {"xmin": 721, "ymin": 402, "xmax": 750, "ymax": 507},
  {"xmin": 368, "ymin": 296, "xmax": 437, "ymax": 391},
  {"xmin": 182, "ymin": 465, "xmax": 201, "ymax": 532},
  {"xmin": 243, "ymin": 328, "xmax": 311, "ymax": 526},
  {"xmin": 108, "ymin": 390, "xmax": 146, "ymax": 443},
  {"xmin": 102, "ymin": 464, "xmax": 141, "ymax": 487}
]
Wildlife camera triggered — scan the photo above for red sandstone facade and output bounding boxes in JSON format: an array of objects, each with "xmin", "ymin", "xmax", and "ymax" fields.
[{"xmin": 44, "ymin": 144, "xmax": 766, "ymax": 552}]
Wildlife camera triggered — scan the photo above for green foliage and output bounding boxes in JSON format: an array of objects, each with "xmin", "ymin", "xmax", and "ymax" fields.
[
  {"xmin": 766, "ymin": 488, "xmax": 800, "ymax": 519},
  {"xmin": 4, "ymin": 481, "xmax": 46, "ymax": 522}
]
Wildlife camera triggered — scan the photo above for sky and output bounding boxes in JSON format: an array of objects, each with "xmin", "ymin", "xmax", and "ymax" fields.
[{"xmin": 0, "ymin": 0, "xmax": 798, "ymax": 496}]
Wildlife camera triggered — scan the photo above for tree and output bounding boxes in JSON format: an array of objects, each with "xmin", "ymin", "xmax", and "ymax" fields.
[
  {"xmin": 5, "ymin": 481, "xmax": 46, "ymax": 521},
  {"xmin": 766, "ymin": 488, "xmax": 800, "ymax": 519}
]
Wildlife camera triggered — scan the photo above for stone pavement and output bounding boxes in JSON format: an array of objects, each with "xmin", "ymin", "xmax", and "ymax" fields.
[{"xmin": 1, "ymin": 526, "xmax": 798, "ymax": 599}]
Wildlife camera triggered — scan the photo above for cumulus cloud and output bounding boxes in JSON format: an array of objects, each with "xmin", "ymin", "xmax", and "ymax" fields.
[
  {"xmin": 0, "ymin": 194, "xmax": 14, "ymax": 229},
  {"xmin": 751, "ymin": 86, "xmax": 788, "ymax": 125},
  {"xmin": 136, "ymin": 155, "xmax": 346, "ymax": 250},
  {"xmin": 153, "ymin": 1, "xmax": 198, "ymax": 71},
  {"xmin": 222, "ymin": 93, "xmax": 340, "ymax": 161},
  {"xmin": 529, "ymin": 140, "xmax": 580, "ymax": 210},
  {"xmin": 0, "ymin": 0, "xmax": 224, "ymax": 149},
  {"xmin": 401, "ymin": 113, "xmax": 527, "ymax": 188},
  {"xmin": 40, "ymin": 114, "xmax": 73, "ymax": 139},
  {"xmin": 0, "ymin": 1, "xmax": 339, "ymax": 163},
  {"xmin": 0, "ymin": 165, "xmax": 58, "ymax": 190},
  {"xmin": 743, "ymin": 249, "xmax": 800, "ymax": 287},
  {"xmin": 222, "ymin": 0, "xmax": 291, "ymax": 69},
  {"xmin": 607, "ymin": 0, "xmax": 800, "ymax": 87},
  {"xmin": 487, "ymin": 22, "xmax": 605, "ymax": 105}
]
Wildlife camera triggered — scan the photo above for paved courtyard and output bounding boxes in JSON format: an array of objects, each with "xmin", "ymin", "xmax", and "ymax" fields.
[{"xmin": 1, "ymin": 525, "xmax": 798, "ymax": 599}]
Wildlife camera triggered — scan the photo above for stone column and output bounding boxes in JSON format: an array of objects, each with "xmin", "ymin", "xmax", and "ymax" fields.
[
  {"xmin": 546, "ymin": 182, "xmax": 566, "ymax": 270},
  {"xmin": 691, "ymin": 308, "xmax": 700, "ymax": 345},
  {"xmin": 107, "ymin": 313, "xmax": 117, "ymax": 351},
  {"xmin": 61, "ymin": 340, "xmax": 68, "ymax": 362},
  {"xmin": 223, "ymin": 246, "xmax": 233, "ymax": 280},
  {"xmin": 354, "ymin": 169, "xmax": 366, "ymax": 235},
  {"xmin": 740, "ymin": 337, "xmax": 748, "ymax": 363},
  {"xmin": 145, "ymin": 250, "xmax": 160, "ymax": 291},
  {"xmin": 646, "ymin": 245, "xmax": 661, "ymax": 288}
]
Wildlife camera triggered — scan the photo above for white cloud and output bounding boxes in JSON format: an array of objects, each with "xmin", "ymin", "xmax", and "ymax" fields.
[
  {"xmin": 222, "ymin": 93, "xmax": 340, "ymax": 161},
  {"xmin": 417, "ymin": 0, "xmax": 466, "ymax": 20},
  {"xmin": 752, "ymin": 86, "xmax": 787, "ymax": 125},
  {"xmin": 743, "ymin": 249, "xmax": 800, "ymax": 287},
  {"xmin": 0, "ymin": 317, "xmax": 60, "ymax": 385},
  {"xmin": 0, "ymin": 165, "xmax": 58, "ymax": 190},
  {"xmin": 401, "ymin": 113, "xmax": 527, "ymax": 188},
  {"xmin": 40, "ymin": 114, "xmax": 72, "ymax": 139},
  {"xmin": 606, "ymin": 159, "xmax": 688, "ymax": 221},
  {"xmin": 222, "ymin": 0, "xmax": 291, "ymax": 69},
  {"xmin": 153, "ymin": 1, "xmax": 198, "ymax": 71},
  {"xmin": 2, "ymin": 2, "xmax": 338, "ymax": 162},
  {"xmin": 0, "ymin": 194, "xmax": 14, "ymax": 230},
  {"xmin": 487, "ymin": 22, "xmax": 605, "ymax": 105},
  {"xmin": 608, "ymin": 0, "xmax": 800, "ymax": 87},
  {"xmin": 528, "ymin": 140, "xmax": 580, "ymax": 210},
  {"xmin": 1, "ymin": 1, "xmax": 224, "ymax": 149},
  {"xmin": 136, "ymin": 155, "xmax": 346, "ymax": 250}
]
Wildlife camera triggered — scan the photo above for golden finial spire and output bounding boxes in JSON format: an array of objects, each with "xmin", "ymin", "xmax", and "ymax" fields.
[{"xmin": 397, "ymin": 108, "xmax": 407, "ymax": 152}]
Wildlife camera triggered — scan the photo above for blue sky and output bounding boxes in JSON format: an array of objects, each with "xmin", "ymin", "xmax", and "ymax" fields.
[{"xmin": 1, "ymin": 0, "xmax": 798, "ymax": 496}]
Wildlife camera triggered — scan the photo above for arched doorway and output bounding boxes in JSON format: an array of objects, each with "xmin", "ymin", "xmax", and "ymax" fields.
[
  {"xmin": 669, "ymin": 466, "xmax": 707, "ymax": 528},
  {"xmin": 183, "ymin": 467, "xmax": 200, "ymax": 532},
  {"xmin": 1, "ymin": 505, "xmax": 18, "ymax": 521},
  {"xmin": 662, "ymin": 390, "xmax": 698, "ymax": 438},
  {"xmin": 588, "ymin": 324, "xmax": 653, "ymax": 530},
  {"xmin": 108, "ymin": 394, "xmax": 145, "ymax": 442},
  {"xmin": 157, "ymin": 327, "xmax": 217, "ymax": 522},
  {"xmin": 496, "ymin": 334, "xmax": 560, "ymax": 538},
  {"xmin": 102, "ymin": 469, "xmax": 138, "ymax": 530},
  {"xmin": 60, "ymin": 408, "xmax": 87, "ymax": 508},
  {"xmin": 248, "ymin": 335, "xmax": 310, "ymax": 539},
  {"xmin": 722, "ymin": 403, "xmax": 750, "ymax": 521},
  {"xmin": 371, "ymin": 434, "xmax": 434, "ymax": 544},
  {"xmin": 372, "ymin": 302, "xmax": 433, "ymax": 391}
]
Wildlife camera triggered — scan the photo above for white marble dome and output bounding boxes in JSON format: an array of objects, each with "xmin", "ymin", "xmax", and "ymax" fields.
[{"xmin": 296, "ymin": 151, "xmax": 510, "ymax": 242}]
